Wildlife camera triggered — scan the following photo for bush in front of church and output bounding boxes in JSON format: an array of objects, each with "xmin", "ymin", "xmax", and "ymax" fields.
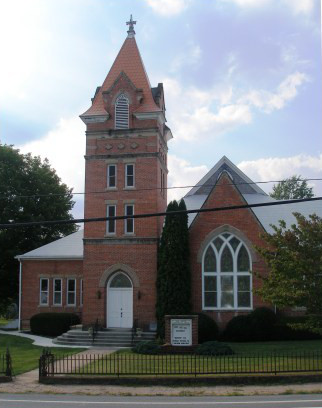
[
  {"xmin": 196, "ymin": 341, "xmax": 234, "ymax": 356},
  {"xmin": 197, "ymin": 313, "xmax": 219, "ymax": 343},
  {"xmin": 221, "ymin": 307, "xmax": 278, "ymax": 342},
  {"xmin": 132, "ymin": 340, "xmax": 161, "ymax": 354},
  {"xmin": 30, "ymin": 312, "xmax": 80, "ymax": 337}
]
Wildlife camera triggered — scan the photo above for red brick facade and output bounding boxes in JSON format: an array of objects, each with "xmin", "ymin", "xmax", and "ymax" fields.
[{"xmin": 19, "ymin": 30, "xmax": 272, "ymax": 331}]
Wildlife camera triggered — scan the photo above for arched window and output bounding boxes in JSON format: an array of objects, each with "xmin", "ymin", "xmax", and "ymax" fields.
[
  {"xmin": 202, "ymin": 233, "xmax": 252, "ymax": 310},
  {"xmin": 115, "ymin": 94, "xmax": 129, "ymax": 129},
  {"xmin": 109, "ymin": 272, "xmax": 132, "ymax": 288}
]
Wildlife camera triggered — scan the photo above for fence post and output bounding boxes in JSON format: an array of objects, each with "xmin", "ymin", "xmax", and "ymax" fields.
[
  {"xmin": 194, "ymin": 354, "xmax": 197, "ymax": 378},
  {"xmin": 5, "ymin": 348, "xmax": 11, "ymax": 378}
]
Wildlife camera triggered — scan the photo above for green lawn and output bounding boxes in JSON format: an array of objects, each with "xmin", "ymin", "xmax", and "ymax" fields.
[
  {"xmin": 0, "ymin": 318, "xmax": 9, "ymax": 326},
  {"xmin": 0, "ymin": 334, "xmax": 85, "ymax": 375},
  {"xmin": 76, "ymin": 340, "xmax": 322, "ymax": 376}
]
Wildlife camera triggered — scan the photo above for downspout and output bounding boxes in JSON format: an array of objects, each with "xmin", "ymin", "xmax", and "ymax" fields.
[{"xmin": 18, "ymin": 260, "xmax": 22, "ymax": 331}]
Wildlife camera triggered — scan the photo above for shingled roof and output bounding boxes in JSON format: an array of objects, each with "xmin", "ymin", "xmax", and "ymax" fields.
[{"xmin": 81, "ymin": 36, "xmax": 160, "ymax": 118}]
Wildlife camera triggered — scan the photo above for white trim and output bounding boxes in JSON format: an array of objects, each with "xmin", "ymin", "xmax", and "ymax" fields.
[
  {"xmin": 107, "ymin": 272, "xmax": 133, "ymax": 329},
  {"xmin": 202, "ymin": 233, "xmax": 253, "ymax": 311},
  {"xmin": 106, "ymin": 205, "xmax": 116, "ymax": 235},
  {"xmin": 185, "ymin": 156, "xmax": 267, "ymax": 197},
  {"xmin": 107, "ymin": 164, "xmax": 117, "ymax": 188},
  {"xmin": 39, "ymin": 278, "xmax": 49, "ymax": 306},
  {"xmin": 125, "ymin": 163, "xmax": 135, "ymax": 188},
  {"xmin": 53, "ymin": 278, "xmax": 63, "ymax": 306},
  {"xmin": 18, "ymin": 262, "xmax": 22, "ymax": 331},
  {"xmin": 79, "ymin": 113, "xmax": 109, "ymax": 124},
  {"xmin": 124, "ymin": 204, "xmax": 134, "ymax": 234},
  {"xmin": 66, "ymin": 278, "xmax": 77, "ymax": 307},
  {"xmin": 133, "ymin": 111, "xmax": 165, "ymax": 125}
]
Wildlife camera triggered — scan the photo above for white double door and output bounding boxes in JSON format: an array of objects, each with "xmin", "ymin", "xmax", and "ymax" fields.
[{"xmin": 107, "ymin": 288, "xmax": 133, "ymax": 328}]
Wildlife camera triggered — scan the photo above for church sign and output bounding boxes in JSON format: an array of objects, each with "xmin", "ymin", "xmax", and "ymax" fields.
[{"xmin": 170, "ymin": 319, "xmax": 192, "ymax": 346}]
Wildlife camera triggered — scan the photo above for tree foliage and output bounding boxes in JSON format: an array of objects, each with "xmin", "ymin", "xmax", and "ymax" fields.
[
  {"xmin": 256, "ymin": 212, "xmax": 322, "ymax": 333},
  {"xmin": 156, "ymin": 199, "xmax": 191, "ymax": 338},
  {"xmin": 270, "ymin": 175, "xmax": 314, "ymax": 200},
  {"xmin": 0, "ymin": 144, "xmax": 77, "ymax": 312}
]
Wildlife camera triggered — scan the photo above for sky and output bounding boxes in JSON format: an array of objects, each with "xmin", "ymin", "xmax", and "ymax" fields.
[{"xmin": 1, "ymin": 0, "xmax": 321, "ymax": 218}]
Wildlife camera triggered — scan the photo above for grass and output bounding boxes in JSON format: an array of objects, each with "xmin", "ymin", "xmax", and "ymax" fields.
[
  {"xmin": 70, "ymin": 340, "xmax": 322, "ymax": 377},
  {"xmin": 0, "ymin": 318, "xmax": 9, "ymax": 326},
  {"xmin": 0, "ymin": 334, "xmax": 85, "ymax": 375}
]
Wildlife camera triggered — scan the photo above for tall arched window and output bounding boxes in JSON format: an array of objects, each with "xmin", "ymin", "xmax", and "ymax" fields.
[
  {"xmin": 202, "ymin": 233, "xmax": 252, "ymax": 310},
  {"xmin": 115, "ymin": 94, "xmax": 129, "ymax": 129}
]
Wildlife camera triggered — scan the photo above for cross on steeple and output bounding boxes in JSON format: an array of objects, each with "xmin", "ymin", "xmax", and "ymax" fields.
[{"xmin": 126, "ymin": 15, "xmax": 136, "ymax": 38}]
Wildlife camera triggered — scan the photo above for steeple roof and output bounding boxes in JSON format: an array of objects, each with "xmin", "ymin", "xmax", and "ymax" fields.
[{"xmin": 81, "ymin": 34, "xmax": 160, "ymax": 117}]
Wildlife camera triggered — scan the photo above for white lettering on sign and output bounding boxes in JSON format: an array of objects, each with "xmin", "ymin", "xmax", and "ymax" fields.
[{"xmin": 171, "ymin": 319, "xmax": 192, "ymax": 346}]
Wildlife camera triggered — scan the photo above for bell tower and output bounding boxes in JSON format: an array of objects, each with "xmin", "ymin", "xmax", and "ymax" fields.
[{"xmin": 80, "ymin": 17, "xmax": 172, "ymax": 329}]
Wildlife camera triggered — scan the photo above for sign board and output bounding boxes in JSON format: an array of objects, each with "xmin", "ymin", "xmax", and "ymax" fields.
[{"xmin": 170, "ymin": 319, "xmax": 192, "ymax": 346}]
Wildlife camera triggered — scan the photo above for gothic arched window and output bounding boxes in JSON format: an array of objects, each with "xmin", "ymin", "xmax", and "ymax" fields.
[
  {"xmin": 202, "ymin": 233, "xmax": 252, "ymax": 310},
  {"xmin": 115, "ymin": 94, "xmax": 129, "ymax": 129}
]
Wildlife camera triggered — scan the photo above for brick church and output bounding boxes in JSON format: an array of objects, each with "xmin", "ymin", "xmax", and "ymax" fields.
[{"xmin": 17, "ymin": 18, "xmax": 321, "ymax": 331}]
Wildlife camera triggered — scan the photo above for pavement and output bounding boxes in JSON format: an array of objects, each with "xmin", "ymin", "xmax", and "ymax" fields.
[{"xmin": 0, "ymin": 329, "xmax": 90, "ymax": 348}]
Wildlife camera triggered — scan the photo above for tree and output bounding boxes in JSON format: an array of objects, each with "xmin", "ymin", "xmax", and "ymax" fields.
[
  {"xmin": 256, "ymin": 212, "xmax": 322, "ymax": 333},
  {"xmin": 156, "ymin": 199, "xmax": 191, "ymax": 338},
  {"xmin": 0, "ymin": 144, "xmax": 77, "ymax": 312},
  {"xmin": 270, "ymin": 175, "xmax": 314, "ymax": 200}
]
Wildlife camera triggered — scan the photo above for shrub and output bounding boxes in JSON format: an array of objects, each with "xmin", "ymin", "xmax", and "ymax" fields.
[
  {"xmin": 249, "ymin": 307, "xmax": 278, "ymax": 341},
  {"xmin": 222, "ymin": 308, "xmax": 277, "ymax": 342},
  {"xmin": 132, "ymin": 340, "xmax": 161, "ymax": 355},
  {"xmin": 30, "ymin": 313, "xmax": 80, "ymax": 337},
  {"xmin": 197, "ymin": 313, "xmax": 219, "ymax": 343},
  {"xmin": 274, "ymin": 316, "xmax": 321, "ymax": 341},
  {"xmin": 196, "ymin": 341, "xmax": 234, "ymax": 356},
  {"xmin": 221, "ymin": 315, "xmax": 252, "ymax": 342}
]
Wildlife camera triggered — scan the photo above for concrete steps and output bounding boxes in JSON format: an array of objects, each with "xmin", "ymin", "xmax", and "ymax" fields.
[{"xmin": 53, "ymin": 328, "xmax": 156, "ymax": 347}]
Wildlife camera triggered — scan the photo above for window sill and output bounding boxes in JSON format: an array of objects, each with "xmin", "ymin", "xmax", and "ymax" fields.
[{"xmin": 203, "ymin": 307, "xmax": 253, "ymax": 311}]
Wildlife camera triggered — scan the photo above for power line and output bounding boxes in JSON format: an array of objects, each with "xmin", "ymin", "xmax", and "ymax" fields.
[
  {"xmin": 1, "ymin": 196, "xmax": 321, "ymax": 230},
  {"xmin": 0, "ymin": 177, "xmax": 321, "ymax": 200}
]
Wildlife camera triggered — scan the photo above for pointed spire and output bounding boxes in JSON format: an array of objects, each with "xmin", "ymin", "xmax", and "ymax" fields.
[{"xmin": 126, "ymin": 15, "xmax": 136, "ymax": 38}]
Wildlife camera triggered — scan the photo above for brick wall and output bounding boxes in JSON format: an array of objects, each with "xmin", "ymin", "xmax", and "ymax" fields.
[{"xmin": 20, "ymin": 260, "xmax": 83, "ymax": 329}]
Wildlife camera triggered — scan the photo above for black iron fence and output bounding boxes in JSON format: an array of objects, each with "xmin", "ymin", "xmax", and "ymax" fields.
[
  {"xmin": 39, "ymin": 349, "xmax": 322, "ymax": 378},
  {"xmin": 0, "ymin": 349, "xmax": 12, "ymax": 379}
]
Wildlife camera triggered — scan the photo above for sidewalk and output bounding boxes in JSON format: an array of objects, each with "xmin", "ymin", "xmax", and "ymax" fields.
[{"xmin": 0, "ymin": 329, "xmax": 90, "ymax": 348}]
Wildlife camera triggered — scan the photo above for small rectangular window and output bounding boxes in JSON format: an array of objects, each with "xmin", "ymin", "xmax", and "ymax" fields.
[
  {"xmin": 67, "ymin": 279, "xmax": 76, "ymax": 306},
  {"xmin": 125, "ymin": 164, "xmax": 134, "ymax": 188},
  {"xmin": 80, "ymin": 279, "xmax": 84, "ymax": 306},
  {"xmin": 40, "ymin": 278, "xmax": 49, "ymax": 306},
  {"xmin": 106, "ymin": 205, "xmax": 116, "ymax": 234},
  {"xmin": 107, "ymin": 164, "xmax": 116, "ymax": 188},
  {"xmin": 53, "ymin": 278, "xmax": 62, "ymax": 306},
  {"xmin": 125, "ymin": 204, "xmax": 134, "ymax": 234}
]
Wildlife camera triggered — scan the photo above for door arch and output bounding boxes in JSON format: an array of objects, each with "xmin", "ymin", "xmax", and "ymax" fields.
[{"xmin": 107, "ymin": 272, "xmax": 133, "ymax": 328}]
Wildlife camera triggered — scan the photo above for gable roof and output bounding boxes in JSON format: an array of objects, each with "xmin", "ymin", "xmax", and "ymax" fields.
[
  {"xmin": 185, "ymin": 156, "xmax": 267, "ymax": 197},
  {"xmin": 183, "ymin": 156, "xmax": 322, "ymax": 231},
  {"xmin": 81, "ymin": 36, "xmax": 160, "ymax": 118},
  {"xmin": 16, "ymin": 230, "xmax": 84, "ymax": 260}
]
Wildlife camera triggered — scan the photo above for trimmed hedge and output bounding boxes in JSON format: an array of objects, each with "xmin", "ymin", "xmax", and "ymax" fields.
[
  {"xmin": 30, "ymin": 313, "xmax": 80, "ymax": 337},
  {"xmin": 222, "ymin": 308, "xmax": 321, "ymax": 342},
  {"xmin": 132, "ymin": 340, "xmax": 161, "ymax": 355},
  {"xmin": 197, "ymin": 313, "xmax": 219, "ymax": 343},
  {"xmin": 196, "ymin": 341, "xmax": 233, "ymax": 356}
]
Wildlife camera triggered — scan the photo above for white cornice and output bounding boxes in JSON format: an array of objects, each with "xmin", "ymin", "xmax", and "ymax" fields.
[
  {"xmin": 79, "ymin": 113, "xmax": 110, "ymax": 124},
  {"xmin": 133, "ymin": 111, "xmax": 165, "ymax": 125}
]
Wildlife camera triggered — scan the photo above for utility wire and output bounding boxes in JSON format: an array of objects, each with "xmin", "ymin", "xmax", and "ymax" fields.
[
  {"xmin": 0, "ymin": 177, "xmax": 321, "ymax": 200},
  {"xmin": 1, "ymin": 196, "xmax": 321, "ymax": 230}
]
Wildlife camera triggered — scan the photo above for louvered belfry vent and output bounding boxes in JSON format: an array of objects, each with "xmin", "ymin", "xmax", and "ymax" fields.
[{"xmin": 115, "ymin": 94, "xmax": 129, "ymax": 129}]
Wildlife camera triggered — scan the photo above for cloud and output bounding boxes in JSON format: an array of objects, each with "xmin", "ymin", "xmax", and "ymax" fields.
[
  {"xmin": 18, "ymin": 117, "xmax": 86, "ymax": 217},
  {"xmin": 219, "ymin": 0, "xmax": 315, "ymax": 14},
  {"xmin": 167, "ymin": 155, "xmax": 209, "ymax": 201},
  {"xmin": 238, "ymin": 154, "xmax": 322, "ymax": 196},
  {"xmin": 170, "ymin": 43, "xmax": 202, "ymax": 72},
  {"xmin": 240, "ymin": 72, "xmax": 308, "ymax": 113},
  {"xmin": 144, "ymin": 0, "xmax": 190, "ymax": 16},
  {"xmin": 164, "ymin": 71, "xmax": 307, "ymax": 141}
]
